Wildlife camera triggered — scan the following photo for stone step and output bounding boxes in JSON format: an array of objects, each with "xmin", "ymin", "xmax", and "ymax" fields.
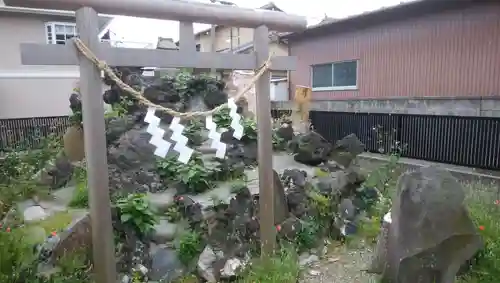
[
  {"xmin": 151, "ymin": 219, "xmax": 178, "ymax": 243},
  {"xmin": 147, "ymin": 189, "xmax": 177, "ymax": 213}
]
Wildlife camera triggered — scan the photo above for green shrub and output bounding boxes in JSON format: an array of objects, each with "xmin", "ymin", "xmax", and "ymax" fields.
[
  {"xmin": 458, "ymin": 182, "xmax": 500, "ymax": 283},
  {"xmin": 212, "ymin": 107, "xmax": 257, "ymax": 142},
  {"xmin": 115, "ymin": 193, "xmax": 158, "ymax": 236},
  {"xmin": 68, "ymin": 167, "xmax": 88, "ymax": 208},
  {"xmin": 238, "ymin": 246, "xmax": 299, "ymax": 283},
  {"xmin": 0, "ymin": 228, "xmax": 37, "ymax": 282},
  {"xmin": 156, "ymin": 153, "xmax": 213, "ymax": 194},
  {"xmin": 165, "ymin": 205, "xmax": 182, "ymax": 223},
  {"xmin": 294, "ymin": 217, "xmax": 320, "ymax": 252},
  {"xmin": 156, "ymin": 152, "xmax": 245, "ymax": 194},
  {"xmin": 0, "ymin": 135, "xmax": 61, "ymax": 218},
  {"xmin": 183, "ymin": 119, "xmax": 205, "ymax": 146},
  {"xmin": 177, "ymin": 231, "xmax": 204, "ymax": 265}
]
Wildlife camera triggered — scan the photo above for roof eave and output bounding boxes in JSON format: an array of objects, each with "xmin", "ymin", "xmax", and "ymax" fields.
[{"xmin": 284, "ymin": 0, "xmax": 479, "ymax": 42}]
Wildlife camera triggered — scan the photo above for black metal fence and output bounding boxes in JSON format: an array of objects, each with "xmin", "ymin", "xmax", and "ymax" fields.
[
  {"xmin": 309, "ymin": 111, "xmax": 500, "ymax": 170},
  {"xmin": 3, "ymin": 111, "xmax": 500, "ymax": 170},
  {"xmin": 0, "ymin": 116, "xmax": 71, "ymax": 152}
]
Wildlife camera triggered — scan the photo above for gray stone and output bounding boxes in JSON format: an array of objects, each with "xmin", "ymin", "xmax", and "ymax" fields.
[
  {"xmin": 288, "ymin": 131, "xmax": 333, "ymax": 166},
  {"xmin": 23, "ymin": 205, "xmax": 48, "ymax": 222},
  {"xmin": 299, "ymin": 253, "xmax": 320, "ymax": 267},
  {"xmin": 51, "ymin": 186, "xmax": 76, "ymax": 206},
  {"xmin": 197, "ymin": 245, "xmax": 225, "ymax": 283},
  {"xmin": 149, "ymin": 247, "xmax": 186, "ymax": 282},
  {"xmin": 220, "ymin": 257, "xmax": 249, "ymax": 279},
  {"xmin": 330, "ymin": 134, "xmax": 365, "ymax": 168},
  {"xmin": 338, "ymin": 199, "xmax": 356, "ymax": 221},
  {"xmin": 37, "ymin": 152, "xmax": 74, "ymax": 189},
  {"xmin": 107, "ymin": 127, "xmax": 165, "ymax": 195},
  {"xmin": 272, "ymin": 169, "xmax": 289, "ymax": 225},
  {"xmin": 147, "ymin": 190, "xmax": 177, "ymax": 213},
  {"xmin": 372, "ymin": 166, "xmax": 483, "ymax": 283},
  {"xmin": 151, "ymin": 219, "xmax": 178, "ymax": 243}
]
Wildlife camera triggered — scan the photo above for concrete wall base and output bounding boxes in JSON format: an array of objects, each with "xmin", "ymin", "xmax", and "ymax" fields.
[
  {"xmin": 272, "ymin": 97, "xmax": 500, "ymax": 117},
  {"xmin": 357, "ymin": 152, "xmax": 500, "ymax": 184}
]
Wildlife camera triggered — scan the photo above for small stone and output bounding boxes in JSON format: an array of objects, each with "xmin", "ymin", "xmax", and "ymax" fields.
[
  {"xmin": 220, "ymin": 257, "xmax": 248, "ymax": 279},
  {"xmin": 152, "ymin": 220, "xmax": 178, "ymax": 243},
  {"xmin": 23, "ymin": 206, "xmax": 48, "ymax": 223},
  {"xmin": 328, "ymin": 257, "xmax": 340, "ymax": 263},
  {"xmin": 147, "ymin": 191, "xmax": 176, "ymax": 213},
  {"xmin": 308, "ymin": 269, "xmax": 321, "ymax": 276},
  {"xmin": 299, "ymin": 253, "xmax": 319, "ymax": 267}
]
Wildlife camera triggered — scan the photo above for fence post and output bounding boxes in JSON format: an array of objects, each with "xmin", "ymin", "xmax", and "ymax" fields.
[
  {"xmin": 254, "ymin": 25, "xmax": 275, "ymax": 255},
  {"xmin": 76, "ymin": 7, "xmax": 117, "ymax": 282}
]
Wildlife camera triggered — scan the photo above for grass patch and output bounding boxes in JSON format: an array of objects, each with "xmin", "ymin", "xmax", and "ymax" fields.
[
  {"xmin": 18, "ymin": 211, "xmax": 74, "ymax": 246},
  {"xmin": 31, "ymin": 211, "xmax": 74, "ymax": 235},
  {"xmin": 457, "ymin": 181, "xmax": 500, "ymax": 283},
  {"xmin": 238, "ymin": 247, "xmax": 299, "ymax": 283},
  {"xmin": 68, "ymin": 167, "xmax": 89, "ymax": 208}
]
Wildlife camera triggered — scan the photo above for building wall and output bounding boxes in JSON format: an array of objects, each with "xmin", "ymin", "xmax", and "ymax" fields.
[
  {"xmin": 0, "ymin": 13, "xmax": 80, "ymax": 118},
  {"xmin": 281, "ymin": 3, "xmax": 500, "ymax": 117},
  {"xmin": 196, "ymin": 26, "xmax": 254, "ymax": 52}
]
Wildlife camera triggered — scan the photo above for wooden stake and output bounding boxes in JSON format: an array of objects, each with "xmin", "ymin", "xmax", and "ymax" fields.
[
  {"xmin": 76, "ymin": 7, "xmax": 117, "ymax": 283},
  {"xmin": 254, "ymin": 25, "xmax": 276, "ymax": 255}
]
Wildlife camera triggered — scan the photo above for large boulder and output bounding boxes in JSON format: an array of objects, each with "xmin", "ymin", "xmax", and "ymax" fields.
[
  {"xmin": 36, "ymin": 152, "xmax": 74, "ymax": 189},
  {"xmin": 369, "ymin": 166, "xmax": 483, "ymax": 282},
  {"xmin": 107, "ymin": 127, "xmax": 165, "ymax": 195},
  {"xmin": 330, "ymin": 133, "xmax": 365, "ymax": 168},
  {"xmin": 288, "ymin": 131, "xmax": 333, "ymax": 166}
]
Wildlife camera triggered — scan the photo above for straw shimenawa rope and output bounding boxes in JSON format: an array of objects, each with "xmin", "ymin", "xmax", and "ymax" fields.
[{"xmin": 73, "ymin": 38, "xmax": 272, "ymax": 119}]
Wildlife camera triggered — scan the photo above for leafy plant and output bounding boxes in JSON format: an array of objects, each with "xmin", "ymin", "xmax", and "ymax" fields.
[
  {"xmin": 156, "ymin": 154, "xmax": 214, "ymax": 194},
  {"xmin": 230, "ymin": 181, "xmax": 248, "ymax": 194},
  {"xmin": 212, "ymin": 107, "xmax": 258, "ymax": 142},
  {"xmin": 68, "ymin": 167, "xmax": 89, "ymax": 208},
  {"xmin": 241, "ymin": 117, "xmax": 257, "ymax": 141},
  {"xmin": 177, "ymin": 231, "xmax": 204, "ymax": 265},
  {"xmin": 358, "ymin": 215, "xmax": 382, "ymax": 244},
  {"xmin": 212, "ymin": 107, "xmax": 232, "ymax": 129},
  {"xmin": 272, "ymin": 130, "xmax": 286, "ymax": 151},
  {"xmin": 239, "ymin": 246, "xmax": 299, "ymax": 283},
  {"xmin": 0, "ymin": 228, "xmax": 37, "ymax": 282},
  {"xmin": 165, "ymin": 205, "xmax": 182, "ymax": 223},
  {"xmin": 295, "ymin": 217, "xmax": 320, "ymax": 252},
  {"xmin": 457, "ymin": 182, "xmax": 500, "ymax": 283},
  {"xmin": 115, "ymin": 193, "xmax": 158, "ymax": 236},
  {"xmin": 106, "ymin": 96, "xmax": 134, "ymax": 118},
  {"xmin": 183, "ymin": 119, "xmax": 204, "ymax": 146},
  {"xmin": 175, "ymin": 154, "xmax": 214, "ymax": 193},
  {"xmin": 0, "ymin": 135, "xmax": 61, "ymax": 218},
  {"xmin": 307, "ymin": 188, "xmax": 336, "ymax": 238}
]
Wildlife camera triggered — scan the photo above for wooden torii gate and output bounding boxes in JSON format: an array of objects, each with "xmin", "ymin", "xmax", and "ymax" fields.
[{"xmin": 4, "ymin": 0, "xmax": 306, "ymax": 281}]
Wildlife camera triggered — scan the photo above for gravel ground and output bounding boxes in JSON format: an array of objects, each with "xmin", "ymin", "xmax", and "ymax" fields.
[{"xmin": 300, "ymin": 243, "xmax": 379, "ymax": 283}]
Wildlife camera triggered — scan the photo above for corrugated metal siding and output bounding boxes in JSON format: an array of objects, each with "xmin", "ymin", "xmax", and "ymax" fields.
[{"xmin": 290, "ymin": 4, "xmax": 500, "ymax": 100}]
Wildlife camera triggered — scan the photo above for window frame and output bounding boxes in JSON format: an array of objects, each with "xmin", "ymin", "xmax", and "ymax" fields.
[
  {"xmin": 45, "ymin": 21, "xmax": 78, "ymax": 45},
  {"xmin": 310, "ymin": 60, "xmax": 359, "ymax": 91}
]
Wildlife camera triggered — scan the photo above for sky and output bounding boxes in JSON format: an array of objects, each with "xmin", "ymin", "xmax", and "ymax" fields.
[{"xmin": 107, "ymin": 0, "xmax": 414, "ymax": 46}]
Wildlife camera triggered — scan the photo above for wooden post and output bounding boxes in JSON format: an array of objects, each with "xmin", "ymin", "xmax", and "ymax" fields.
[
  {"xmin": 254, "ymin": 25, "xmax": 275, "ymax": 255},
  {"xmin": 179, "ymin": 22, "xmax": 196, "ymax": 53},
  {"xmin": 76, "ymin": 7, "xmax": 117, "ymax": 283},
  {"xmin": 210, "ymin": 25, "xmax": 216, "ymax": 75}
]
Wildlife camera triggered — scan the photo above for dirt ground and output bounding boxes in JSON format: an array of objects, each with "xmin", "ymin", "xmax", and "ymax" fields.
[{"xmin": 300, "ymin": 242, "xmax": 379, "ymax": 283}]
